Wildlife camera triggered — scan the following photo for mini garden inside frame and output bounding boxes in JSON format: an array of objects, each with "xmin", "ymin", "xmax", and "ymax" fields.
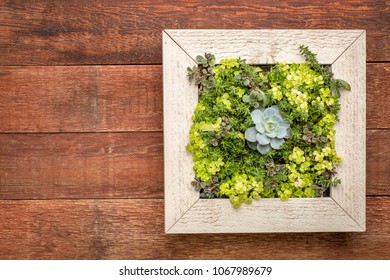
[{"xmin": 163, "ymin": 29, "xmax": 366, "ymax": 234}]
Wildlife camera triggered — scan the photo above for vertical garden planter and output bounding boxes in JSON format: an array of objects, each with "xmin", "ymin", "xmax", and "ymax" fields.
[{"xmin": 163, "ymin": 30, "xmax": 366, "ymax": 233}]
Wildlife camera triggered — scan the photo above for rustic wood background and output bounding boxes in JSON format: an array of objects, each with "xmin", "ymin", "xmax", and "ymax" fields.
[{"xmin": 0, "ymin": 0, "xmax": 389, "ymax": 259}]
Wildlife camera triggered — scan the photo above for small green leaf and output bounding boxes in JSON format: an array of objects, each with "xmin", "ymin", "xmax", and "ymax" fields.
[
  {"xmin": 196, "ymin": 55, "xmax": 204, "ymax": 63},
  {"xmin": 263, "ymin": 94, "xmax": 270, "ymax": 106},
  {"xmin": 338, "ymin": 79, "xmax": 351, "ymax": 91},
  {"xmin": 330, "ymin": 85, "xmax": 340, "ymax": 98},
  {"xmin": 334, "ymin": 88, "xmax": 341, "ymax": 98}
]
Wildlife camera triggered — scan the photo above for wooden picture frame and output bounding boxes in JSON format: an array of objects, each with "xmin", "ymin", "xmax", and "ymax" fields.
[{"xmin": 163, "ymin": 30, "xmax": 366, "ymax": 233}]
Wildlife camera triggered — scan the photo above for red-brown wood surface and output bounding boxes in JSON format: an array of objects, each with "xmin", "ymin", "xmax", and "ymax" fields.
[
  {"xmin": 0, "ymin": 130, "xmax": 388, "ymax": 199},
  {"xmin": 0, "ymin": 133, "xmax": 163, "ymax": 199},
  {"xmin": 0, "ymin": 0, "xmax": 389, "ymax": 260},
  {"xmin": 0, "ymin": 0, "xmax": 388, "ymax": 65},
  {"xmin": 367, "ymin": 64, "xmax": 390, "ymax": 128},
  {"xmin": 0, "ymin": 64, "xmax": 388, "ymax": 132},
  {"xmin": 0, "ymin": 66, "xmax": 162, "ymax": 132},
  {"xmin": 0, "ymin": 198, "xmax": 389, "ymax": 259}
]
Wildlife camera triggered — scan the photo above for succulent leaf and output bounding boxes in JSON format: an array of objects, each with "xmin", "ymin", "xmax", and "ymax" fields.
[
  {"xmin": 247, "ymin": 141, "xmax": 258, "ymax": 150},
  {"xmin": 270, "ymin": 138, "xmax": 284, "ymax": 149},
  {"xmin": 245, "ymin": 127, "xmax": 257, "ymax": 142},
  {"xmin": 242, "ymin": 88, "xmax": 271, "ymax": 108},
  {"xmin": 276, "ymin": 127, "xmax": 288, "ymax": 139},
  {"xmin": 279, "ymin": 118, "xmax": 289, "ymax": 129},
  {"xmin": 257, "ymin": 144, "xmax": 271, "ymax": 154},
  {"xmin": 251, "ymin": 109, "xmax": 263, "ymax": 123},
  {"xmin": 256, "ymin": 133, "xmax": 270, "ymax": 145},
  {"xmin": 262, "ymin": 94, "xmax": 270, "ymax": 106},
  {"xmin": 255, "ymin": 122, "xmax": 265, "ymax": 133},
  {"xmin": 245, "ymin": 105, "xmax": 290, "ymax": 154},
  {"xmin": 263, "ymin": 107, "xmax": 278, "ymax": 118},
  {"xmin": 242, "ymin": 95, "xmax": 250, "ymax": 103},
  {"xmin": 265, "ymin": 130, "xmax": 278, "ymax": 138},
  {"xmin": 196, "ymin": 55, "xmax": 204, "ymax": 63}
]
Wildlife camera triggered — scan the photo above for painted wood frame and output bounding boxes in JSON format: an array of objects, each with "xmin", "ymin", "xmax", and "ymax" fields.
[{"xmin": 163, "ymin": 30, "xmax": 366, "ymax": 233}]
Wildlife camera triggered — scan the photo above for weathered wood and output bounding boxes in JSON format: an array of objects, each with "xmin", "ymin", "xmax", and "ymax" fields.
[
  {"xmin": 0, "ymin": 130, "xmax": 387, "ymax": 199},
  {"xmin": 166, "ymin": 29, "xmax": 364, "ymax": 64},
  {"xmin": 0, "ymin": 64, "xmax": 388, "ymax": 133},
  {"xmin": 0, "ymin": 66, "xmax": 162, "ymax": 132},
  {"xmin": 164, "ymin": 30, "xmax": 366, "ymax": 233},
  {"xmin": 163, "ymin": 32, "xmax": 199, "ymax": 231},
  {"xmin": 170, "ymin": 198, "xmax": 363, "ymax": 233},
  {"xmin": 0, "ymin": 0, "xmax": 388, "ymax": 65},
  {"xmin": 0, "ymin": 198, "xmax": 389, "ymax": 259},
  {"xmin": 0, "ymin": 133, "xmax": 163, "ymax": 199},
  {"xmin": 332, "ymin": 31, "xmax": 366, "ymax": 228}
]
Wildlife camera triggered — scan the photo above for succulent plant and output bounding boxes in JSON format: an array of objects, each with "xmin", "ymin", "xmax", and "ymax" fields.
[
  {"xmin": 245, "ymin": 105, "xmax": 290, "ymax": 154},
  {"xmin": 302, "ymin": 126, "xmax": 327, "ymax": 144},
  {"xmin": 242, "ymin": 89, "xmax": 270, "ymax": 108},
  {"xmin": 187, "ymin": 53, "xmax": 215, "ymax": 95},
  {"xmin": 191, "ymin": 176, "xmax": 219, "ymax": 198},
  {"xmin": 207, "ymin": 117, "xmax": 231, "ymax": 147}
]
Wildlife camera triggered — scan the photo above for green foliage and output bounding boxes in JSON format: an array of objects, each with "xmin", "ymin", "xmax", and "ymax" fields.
[
  {"xmin": 186, "ymin": 49, "xmax": 346, "ymax": 208},
  {"xmin": 299, "ymin": 45, "xmax": 351, "ymax": 98}
]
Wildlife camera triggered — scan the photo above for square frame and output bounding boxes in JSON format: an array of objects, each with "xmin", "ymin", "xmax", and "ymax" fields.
[{"xmin": 163, "ymin": 30, "xmax": 366, "ymax": 233}]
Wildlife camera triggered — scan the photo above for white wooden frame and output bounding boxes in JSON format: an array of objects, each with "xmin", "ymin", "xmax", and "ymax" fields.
[{"xmin": 163, "ymin": 30, "xmax": 366, "ymax": 233}]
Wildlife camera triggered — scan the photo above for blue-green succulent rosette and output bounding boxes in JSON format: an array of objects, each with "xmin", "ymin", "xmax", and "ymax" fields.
[{"xmin": 245, "ymin": 106, "xmax": 290, "ymax": 154}]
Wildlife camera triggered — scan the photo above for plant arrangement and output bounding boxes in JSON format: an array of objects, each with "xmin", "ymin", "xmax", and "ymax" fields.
[{"xmin": 186, "ymin": 46, "xmax": 350, "ymax": 208}]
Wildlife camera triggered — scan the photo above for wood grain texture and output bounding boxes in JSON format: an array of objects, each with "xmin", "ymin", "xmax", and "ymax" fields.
[
  {"xmin": 0, "ymin": 198, "xmax": 389, "ymax": 259},
  {"xmin": 367, "ymin": 130, "xmax": 390, "ymax": 188},
  {"xmin": 166, "ymin": 29, "xmax": 364, "ymax": 64},
  {"xmin": 0, "ymin": 66, "xmax": 162, "ymax": 132},
  {"xmin": 0, "ymin": 130, "xmax": 388, "ymax": 199},
  {"xmin": 170, "ymin": 198, "xmax": 363, "ymax": 233},
  {"xmin": 0, "ymin": 133, "xmax": 163, "ymax": 199},
  {"xmin": 163, "ymin": 33, "xmax": 199, "ymax": 231},
  {"xmin": 367, "ymin": 63, "xmax": 390, "ymax": 128},
  {"xmin": 0, "ymin": 64, "xmax": 387, "ymax": 133},
  {"xmin": 332, "ymin": 32, "xmax": 366, "ymax": 228},
  {"xmin": 366, "ymin": 186, "xmax": 390, "ymax": 196},
  {"xmin": 0, "ymin": 0, "xmax": 388, "ymax": 65},
  {"xmin": 0, "ymin": 129, "xmax": 388, "ymax": 199}
]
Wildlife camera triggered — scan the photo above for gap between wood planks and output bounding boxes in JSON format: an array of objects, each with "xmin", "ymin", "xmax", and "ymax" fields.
[
  {"xmin": 0, "ymin": 130, "xmax": 388, "ymax": 199},
  {"xmin": 0, "ymin": 0, "xmax": 388, "ymax": 65},
  {"xmin": 0, "ymin": 63, "xmax": 389, "ymax": 131}
]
